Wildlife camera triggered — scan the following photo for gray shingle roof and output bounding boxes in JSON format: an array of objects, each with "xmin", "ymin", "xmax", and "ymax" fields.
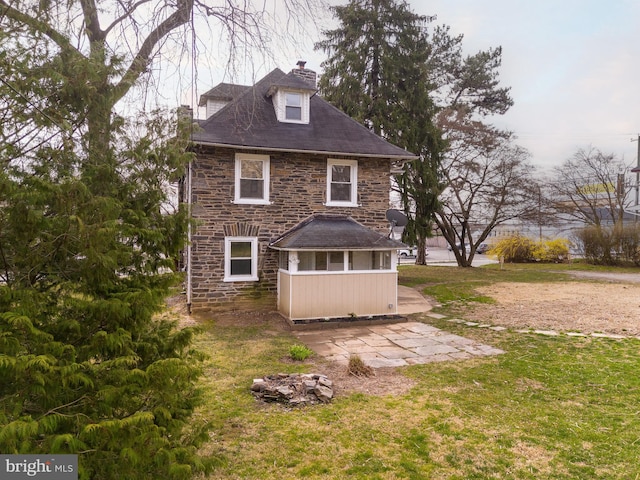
[
  {"xmin": 192, "ymin": 68, "xmax": 417, "ymax": 160},
  {"xmin": 197, "ymin": 83, "xmax": 250, "ymax": 106},
  {"xmin": 269, "ymin": 214, "xmax": 406, "ymax": 250}
]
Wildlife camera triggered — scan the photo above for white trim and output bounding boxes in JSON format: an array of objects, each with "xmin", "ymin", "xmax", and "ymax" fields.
[
  {"xmin": 186, "ymin": 160, "xmax": 193, "ymax": 310},
  {"xmin": 326, "ymin": 159, "xmax": 358, "ymax": 207},
  {"xmin": 288, "ymin": 269, "xmax": 395, "ymax": 276},
  {"xmin": 224, "ymin": 236, "xmax": 259, "ymax": 282},
  {"xmin": 234, "ymin": 153, "xmax": 270, "ymax": 204}
]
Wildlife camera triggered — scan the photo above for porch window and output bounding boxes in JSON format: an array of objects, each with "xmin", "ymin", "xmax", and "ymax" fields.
[
  {"xmin": 234, "ymin": 153, "xmax": 270, "ymax": 204},
  {"xmin": 297, "ymin": 250, "xmax": 392, "ymax": 272},
  {"xmin": 224, "ymin": 237, "xmax": 258, "ymax": 281},
  {"xmin": 278, "ymin": 250, "xmax": 289, "ymax": 270},
  {"xmin": 326, "ymin": 159, "xmax": 358, "ymax": 206},
  {"xmin": 349, "ymin": 251, "xmax": 391, "ymax": 270},
  {"xmin": 298, "ymin": 251, "xmax": 345, "ymax": 271}
]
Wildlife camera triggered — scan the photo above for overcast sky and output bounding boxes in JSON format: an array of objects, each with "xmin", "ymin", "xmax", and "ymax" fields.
[{"xmin": 190, "ymin": 0, "xmax": 640, "ymax": 172}]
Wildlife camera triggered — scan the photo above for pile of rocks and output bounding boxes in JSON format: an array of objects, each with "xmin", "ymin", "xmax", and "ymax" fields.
[{"xmin": 251, "ymin": 373, "xmax": 334, "ymax": 405}]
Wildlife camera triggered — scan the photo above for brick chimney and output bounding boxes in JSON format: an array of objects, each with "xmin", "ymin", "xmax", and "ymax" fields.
[{"xmin": 291, "ymin": 60, "xmax": 317, "ymax": 88}]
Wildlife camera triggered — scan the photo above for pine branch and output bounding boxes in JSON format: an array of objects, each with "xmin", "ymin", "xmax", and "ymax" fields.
[{"xmin": 0, "ymin": 0, "xmax": 84, "ymax": 63}]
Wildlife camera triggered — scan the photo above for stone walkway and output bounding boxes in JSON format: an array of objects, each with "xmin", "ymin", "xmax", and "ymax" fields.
[{"xmin": 293, "ymin": 320, "xmax": 505, "ymax": 368}]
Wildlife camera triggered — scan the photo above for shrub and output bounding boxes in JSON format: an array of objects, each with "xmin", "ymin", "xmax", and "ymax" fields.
[
  {"xmin": 578, "ymin": 225, "xmax": 616, "ymax": 265},
  {"xmin": 490, "ymin": 235, "xmax": 535, "ymax": 263},
  {"xmin": 532, "ymin": 238, "xmax": 571, "ymax": 263},
  {"xmin": 577, "ymin": 224, "xmax": 640, "ymax": 265},
  {"xmin": 347, "ymin": 354, "xmax": 374, "ymax": 377},
  {"xmin": 289, "ymin": 344, "xmax": 314, "ymax": 361},
  {"xmin": 491, "ymin": 235, "xmax": 571, "ymax": 263}
]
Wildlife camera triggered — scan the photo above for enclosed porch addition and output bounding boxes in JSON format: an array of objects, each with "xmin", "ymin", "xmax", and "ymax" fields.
[{"xmin": 270, "ymin": 214, "xmax": 405, "ymax": 321}]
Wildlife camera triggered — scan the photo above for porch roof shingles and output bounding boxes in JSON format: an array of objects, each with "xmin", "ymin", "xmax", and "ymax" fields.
[
  {"xmin": 270, "ymin": 214, "xmax": 406, "ymax": 250},
  {"xmin": 192, "ymin": 68, "xmax": 417, "ymax": 160}
]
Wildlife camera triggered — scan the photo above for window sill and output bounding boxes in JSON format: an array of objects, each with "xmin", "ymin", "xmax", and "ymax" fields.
[
  {"xmin": 233, "ymin": 199, "xmax": 272, "ymax": 205},
  {"xmin": 324, "ymin": 202, "xmax": 360, "ymax": 207},
  {"xmin": 223, "ymin": 276, "xmax": 259, "ymax": 282}
]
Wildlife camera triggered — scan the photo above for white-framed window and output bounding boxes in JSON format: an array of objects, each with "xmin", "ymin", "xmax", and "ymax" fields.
[
  {"xmin": 285, "ymin": 93, "xmax": 302, "ymax": 121},
  {"xmin": 234, "ymin": 153, "xmax": 270, "ymax": 204},
  {"xmin": 273, "ymin": 90, "xmax": 310, "ymax": 124},
  {"xmin": 224, "ymin": 237, "xmax": 259, "ymax": 282},
  {"xmin": 326, "ymin": 159, "xmax": 358, "ymax": 206}
]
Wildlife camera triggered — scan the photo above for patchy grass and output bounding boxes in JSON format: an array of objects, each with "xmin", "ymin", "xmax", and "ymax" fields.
[{"xmin": 193, "ymin": 264, "xmax": 640, "ymax": 479}]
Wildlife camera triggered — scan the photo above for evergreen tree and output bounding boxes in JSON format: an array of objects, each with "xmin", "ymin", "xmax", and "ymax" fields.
[
  {"xmin": 316, "ymin": 0, "xmax": 444, "ymax": 264},
  {"xmin": 0, "ymin": 41, "xmax": 208, "ymax": 475},
  {"xmin": 1, "ymin": 1, "xmax": 322, "ymax": 476},
  {"xmin": 317, "ymin": 1, "xmax": 518, "ymax": 266},
  {"xmin": 1, "ymin": 2, "xmax": 195, "ymax": 478}
]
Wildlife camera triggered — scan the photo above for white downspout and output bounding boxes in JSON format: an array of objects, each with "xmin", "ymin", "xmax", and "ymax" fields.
[{"xmin": 186, "ymin": 160, "xmax": 193, "ymax": 314}]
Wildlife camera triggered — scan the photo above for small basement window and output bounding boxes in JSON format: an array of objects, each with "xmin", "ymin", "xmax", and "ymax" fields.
[{"xmin": 224, "ymin": 237, "xmax": 258, "ymax": 281}]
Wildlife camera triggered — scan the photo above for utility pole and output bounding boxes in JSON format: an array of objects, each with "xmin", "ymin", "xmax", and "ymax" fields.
[
  {"xmin": 631, "ymin": 135, "xmax": 640, "ymax": 218},
  {"xmin": 632, "ymin": 135, "xmax": 640, "ymax": 208}
]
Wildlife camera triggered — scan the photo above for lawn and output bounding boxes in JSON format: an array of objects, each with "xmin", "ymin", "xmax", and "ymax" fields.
[{"xmin": 193, "ymin": 263, "xmax": 640, "ymax": 479}]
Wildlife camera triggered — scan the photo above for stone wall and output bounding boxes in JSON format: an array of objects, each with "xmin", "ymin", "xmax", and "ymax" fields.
[{"xmin": 189, "ymin": 146, "xmax": 393, "ymax": 312}]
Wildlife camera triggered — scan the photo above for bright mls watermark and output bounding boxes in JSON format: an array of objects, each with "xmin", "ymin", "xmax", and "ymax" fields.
[{"xmin": 0, "ymin": 455, "xmax": 77, "ymax": 479}]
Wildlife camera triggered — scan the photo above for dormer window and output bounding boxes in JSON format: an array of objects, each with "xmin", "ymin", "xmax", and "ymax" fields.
[
  {"xmin": 272, "ymin": 89, "xmax": 310, "ymax": 124},
  {"xmin": 285, "ymin": 93, "xmax": 302, "ymax": 120}
]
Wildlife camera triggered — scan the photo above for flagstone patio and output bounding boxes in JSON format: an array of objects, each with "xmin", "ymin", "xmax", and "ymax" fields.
[{"xmin": 294, "ymin": 321, "xmax": 505, "ymax": 368}]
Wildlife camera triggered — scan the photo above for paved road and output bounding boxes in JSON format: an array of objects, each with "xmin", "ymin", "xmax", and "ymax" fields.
[
  {"xmin": 564, "ymin": 270, "xmax": 640, "ymax": 283},
  {"xmin": 399, "ymin": 247, "xmax": 498, "ymax": 267}
]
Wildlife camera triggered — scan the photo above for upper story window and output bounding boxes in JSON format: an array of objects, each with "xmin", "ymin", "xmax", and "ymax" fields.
[
  {"xmin": 234, "ymin": 153, "xmax": 270, "ymax": 204},
  {"xmin": 326, "ymin": 159, "xmax": 358, "ymax": 207},
  {"xmin": 273, "ymin": 90, "xmax": 310, "ymax": 124},
  {"xmin": 285, "ymin": 93, "xmax": 302, "ymax": 121}
]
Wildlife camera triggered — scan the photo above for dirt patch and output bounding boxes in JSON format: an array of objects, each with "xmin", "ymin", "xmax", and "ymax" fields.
[
  {"xmin": 462, "ymin": 282, "xmax": 640, "ymax": 336},
  {"xmin": 309, "ymin": 360, "xmax": 417, "ymax": 397}
]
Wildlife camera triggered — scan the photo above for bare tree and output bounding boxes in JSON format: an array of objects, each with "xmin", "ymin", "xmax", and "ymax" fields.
[
  {"xmin": 0, "ymin": 0, "xmax": 324, "ymax": 163},
  {"xmin": 550, "ymin": 147, "xmax": 633, "ymax": 226},
  {"xmin": 549, "ymin": 147, "xmax": 635, "ymax": 263},
  {"xmin": 434, "ymin": 119, "xmax": 538, "ymax": 267}
]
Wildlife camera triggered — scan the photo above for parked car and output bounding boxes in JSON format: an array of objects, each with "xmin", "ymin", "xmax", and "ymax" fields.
[
  {"xmin": 448, "ymin": 242, "xmax": 470, "ymax": 252},
  {"xmin": 476, "ymin": 243, "xmax": 490, "ymax": 254},
  {"xmin": 398, "ymin": 247, "xmax": 429, "ymax": 257}
]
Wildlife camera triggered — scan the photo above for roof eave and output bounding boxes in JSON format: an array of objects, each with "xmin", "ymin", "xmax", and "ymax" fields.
[
  {"xmin": 269, "ymin": 245, "xmax": 403, "ymax": 251},
  {"xmin": 191, "ymin": 140, "xmax": 419, "ymax": 161}
]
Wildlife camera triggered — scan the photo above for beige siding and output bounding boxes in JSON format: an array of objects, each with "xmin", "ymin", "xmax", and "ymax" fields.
[
  {"xmin": 280, "ymin": 271, "xmax": 398, "ymax": 320},
  {"xmin": 278, "ymin": 271, "xmax": 291, "ymax": 317}
]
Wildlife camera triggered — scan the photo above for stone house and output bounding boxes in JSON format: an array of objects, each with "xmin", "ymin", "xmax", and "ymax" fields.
[{"xmin": 184, "ymin": 63, "xmax": 416, "ymax": 321}]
